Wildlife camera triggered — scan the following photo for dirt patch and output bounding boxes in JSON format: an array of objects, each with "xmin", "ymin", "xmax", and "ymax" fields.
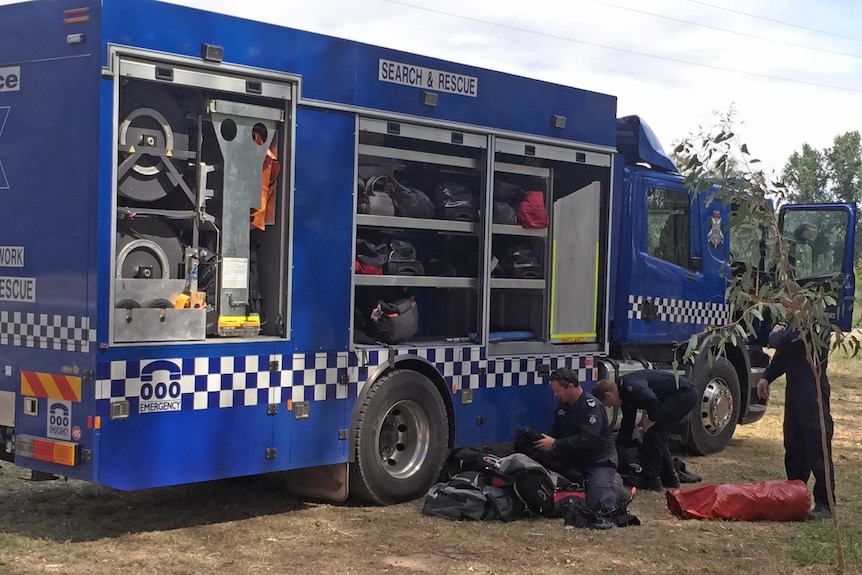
[{"xmin": 1, "ymin": 371, "xmax": 861, "ymax": 575}]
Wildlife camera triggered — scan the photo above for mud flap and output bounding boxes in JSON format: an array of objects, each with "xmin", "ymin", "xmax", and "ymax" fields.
[{"xmin": 285, "ymin": 463, "xmax": 349, "ymax": 502}]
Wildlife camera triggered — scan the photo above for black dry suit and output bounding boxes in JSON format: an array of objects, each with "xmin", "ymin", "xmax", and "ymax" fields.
[
  {"xmin": 762, "ymin": 329, "xmax": 834, "ymax": 507},
  {"xmin": 617, "ymin": 370, "xmax": 698, "ymax": 485}
]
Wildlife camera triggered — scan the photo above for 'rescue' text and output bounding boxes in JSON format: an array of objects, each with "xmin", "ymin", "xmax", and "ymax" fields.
[
  {"xmin": 379, "ymin": 59, "xmax": 477, "ymax": 97},
  {"xmin": 0, "ymin": 276, "xmax": 35, "ymax": 302}
]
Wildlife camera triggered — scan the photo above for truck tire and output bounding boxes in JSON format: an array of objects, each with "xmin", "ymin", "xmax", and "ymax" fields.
[
  {"xmin": 685, "ymin": 357, "xmax": 741, "ymax": 455},
  {"xmin": 349, "ymin": 369, "xmax": 448, "ymax": 504}
]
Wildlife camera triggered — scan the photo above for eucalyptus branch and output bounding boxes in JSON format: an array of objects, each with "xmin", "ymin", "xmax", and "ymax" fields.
[{"xmin": 673, "ymin": 107, "xmax": 859, "ymax": 572}]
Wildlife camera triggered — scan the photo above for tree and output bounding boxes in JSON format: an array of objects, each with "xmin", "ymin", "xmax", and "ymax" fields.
[
  {"xmin": 674, "ymin": 110, "xmax": 860, "ymax": 574},
  {"xmin": 781, "ymin": 132, "xmax": 862, "ymax": 264},
  {"xmin": 782, "ymin": 143, "xmax": 829, "ymax": 203},
  {"xmin": 826, "ymin": 132, "xmax": 862, "ymax": 264},
  {"xmin": 826, "ymin": 131, "xmax": 862, "ymax": 204}
]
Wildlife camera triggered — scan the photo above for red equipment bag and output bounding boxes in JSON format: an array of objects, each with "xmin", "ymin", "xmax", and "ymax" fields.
[
  {"xmin": 515, "ymin": 191, "xmax": 549, "ymax": 229},
  {"xmin": 666, "ymin": 480, "xmax": 810, "ymax": 521}
]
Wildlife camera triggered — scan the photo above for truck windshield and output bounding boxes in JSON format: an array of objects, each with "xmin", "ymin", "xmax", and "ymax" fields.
[{"xmin": 782, "ymin": 209, "xmax": 850, "ymax": 280}]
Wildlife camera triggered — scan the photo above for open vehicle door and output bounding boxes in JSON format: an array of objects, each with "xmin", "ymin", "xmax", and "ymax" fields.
[{"xmin": 779, "ymin": 203, "xmax": 857, "ymax": 331}]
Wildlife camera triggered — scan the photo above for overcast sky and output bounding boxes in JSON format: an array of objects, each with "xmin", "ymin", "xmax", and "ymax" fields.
[{"xmin": 7, "ymin": 0, "xmax": 861, "ymax": 175}]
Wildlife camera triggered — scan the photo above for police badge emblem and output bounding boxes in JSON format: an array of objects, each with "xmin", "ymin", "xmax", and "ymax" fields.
[
  {"xmin": 588, "ymin": 415, "xmax": 597, "ymax": 424},
  {"xmin": 708, "ymin": 210, "xmax": 724, "ymax": 249},
  {"xmin": 586, "ymin": 398, "xmax": 596, "ymax": 407}
]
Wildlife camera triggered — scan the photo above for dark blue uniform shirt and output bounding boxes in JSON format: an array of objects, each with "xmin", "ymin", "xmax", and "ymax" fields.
[{"xmin": 550, "ymin": 391, "xmax": 617, "ymax": 468}]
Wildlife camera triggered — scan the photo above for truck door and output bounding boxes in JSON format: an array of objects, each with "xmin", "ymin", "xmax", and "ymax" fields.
[
  {"xmin": 628, "ymin": 172, "xmax": 729, "ymax": 344},
  {"xmin": 778, "ymin": 204, "xmax": 857, "ymax": 330}
]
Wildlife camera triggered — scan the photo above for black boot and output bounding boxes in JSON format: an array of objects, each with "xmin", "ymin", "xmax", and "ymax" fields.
[
  {"xmin": 661, "ymin": 470, "xmax": 681, "ymax": 489},
  {"xmin": 564, "ymin": 508, "xmax": 615, "ymax": 529},
  {"xmin": 807, "ymin": 503, "xmax": 831, "ymax": 521},
  {"xmin": 633, "ymin": 475, "xmax": 662, "ymax": 491}
]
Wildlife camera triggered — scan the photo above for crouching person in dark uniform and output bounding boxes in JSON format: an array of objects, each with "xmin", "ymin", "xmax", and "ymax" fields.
[
  {"xmin": 592, "ymin": 370, "xmax": 698, "ymax": 491},
  {"xmin": 531, "ymin": 367, "xmax": 619, "ymax": 517}
]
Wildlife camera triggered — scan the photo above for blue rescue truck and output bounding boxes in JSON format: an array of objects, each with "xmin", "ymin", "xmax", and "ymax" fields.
[{"xmin": 0, "ymin": 0, "xmax": 855, "ymax": 503}]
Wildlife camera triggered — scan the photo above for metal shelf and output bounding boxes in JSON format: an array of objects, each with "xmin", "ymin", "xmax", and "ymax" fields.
[
  {"xmin": 494, "ymin": 162, "xmax": 550, "ymax": 178},
  {"xmin": 490, "ymin": 278, "xmax": 546, "ymax": 290},
  {"xmin": 491, "ymin": 224, "xmax": 548, "ymax": 237},
  {"xmin": 355, "ymin": 275, "xmax": 477, "ymax": 288},
  {"xmin": 358, "ymin": 144, "xmax": 478, "ymax": 169},
  {"xmin": 357, "ymin": 214, "xmax": 478, "ymax": 234}
]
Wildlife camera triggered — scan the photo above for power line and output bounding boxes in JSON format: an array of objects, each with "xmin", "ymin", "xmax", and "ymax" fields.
[
  {"xmin": 382, "ymin": 0, "xmax": 862, "ymax": 94},
  {"xmin": 683, "ymin": 0, "xmax": 862, "ymax": 43},
  {"xmin": 584, "ymin": 0, "xmax": 861, "ymax": 60}
]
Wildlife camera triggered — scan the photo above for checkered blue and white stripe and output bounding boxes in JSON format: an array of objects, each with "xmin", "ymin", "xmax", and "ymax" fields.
[
  {"xmin": 628, "ymin": 295, "xmax": 729, "ymax": 325},
  {"xmin": 0, "ymin": 311, "xmax": 96, "ymax": 352},
  {"xmin": 96, "ymin": 353, "xmax": 355, "ymax": 410},
  {"xmin": 95, "ymin": 346, "xmax": 598, "ymax": 411}
]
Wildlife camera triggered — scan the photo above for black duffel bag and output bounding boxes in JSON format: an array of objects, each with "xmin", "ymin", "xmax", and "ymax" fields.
[
  {"xmin": 366, "ymin": 175, "xmax": 435, "ymax": 219},
  {"xmin": 384, "ymin": 239, "xmax": 425, "ymax": 276},
  {"xmin": 433, "ymin": 183, "xmax": 479, "ymax": 222},
  {"xmin": 368, "ymin": 296, "xmax": 419, "ymax": 344}
]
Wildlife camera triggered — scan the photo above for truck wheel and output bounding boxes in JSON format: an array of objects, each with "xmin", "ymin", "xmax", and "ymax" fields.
[
  {"xmin": 685, "ymin": 357, "xmax": 741, "ymax": 455},
  {"xmin": 349, "ymin": 369, "xmax": 448, "ymax": 504}
]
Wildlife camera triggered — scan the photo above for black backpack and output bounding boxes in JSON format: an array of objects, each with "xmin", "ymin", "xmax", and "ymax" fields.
[
  {"xmin": 423, "ymin": 471, "xmax": 519, "ymax": 522},
  {"xmin": 433, "ymin": 183, "xmax": 478, "ymax": 222},
  {"xmin": 493, "ymin": 453, "xmax": 569, "ymax": 517}
]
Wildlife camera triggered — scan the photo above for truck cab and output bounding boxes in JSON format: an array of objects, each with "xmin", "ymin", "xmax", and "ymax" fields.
[{"xmin": 606, "ymin": 115, "xmax": 857, "ymax": 454}]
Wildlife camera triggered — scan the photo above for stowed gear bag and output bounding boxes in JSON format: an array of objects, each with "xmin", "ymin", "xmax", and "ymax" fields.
[
  {"xmin": 500, "ymin": 245, "xmax": 542, "ymax": 279},
  {"xmin": 355, "ymin": 239, "xmax": 388, "ymax": 275},
  {"xmin": 357, "ymin": 176, "xmax": 396, "ymax": 216},
  {"xmin": 423, "ymin": 470, "xmax": 519, "ymax": 522},
  {"xmin": 494, "ymin": 180, "xmax": 526, "ymax": 206},
  {"xmin": 384, "ymin": 239, "xmax": 425, "ymax": 276},
  {"xmin": 365, "ymin": 175, "xmax": 435, "ymax": 219},
  {"xmin": 493, "ymin": 201, "xmax": 517, "ymax": 224},
  {"xmin": 433, "ymin": 183, "xmax": 479, "ymax": 222},
  {"xmin": 516, "ymin": 190, "xmax": 549, "ymax": 229},
  {"xmin": 367, "ymin": 296, "xmax": 418, "ymax": 344}
]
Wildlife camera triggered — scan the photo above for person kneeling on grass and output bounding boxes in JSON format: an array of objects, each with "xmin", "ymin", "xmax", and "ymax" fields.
[{"xmin": 527, "ymin": 367, "xmax": 619, "ymax": 521}]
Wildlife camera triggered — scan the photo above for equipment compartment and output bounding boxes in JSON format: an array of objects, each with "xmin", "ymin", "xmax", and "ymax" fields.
[
  {"xmin": 112, "ymin": 62, "xmax": 292, "ymax": 343},
  {"xmin": 353, "ymin": 118, "xmax": 486, "ymax": 345}
]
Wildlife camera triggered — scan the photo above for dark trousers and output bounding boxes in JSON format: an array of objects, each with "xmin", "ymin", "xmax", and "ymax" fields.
[
  {"xmin": 583, "ymin": 465, "xmax": 619, "ymax": 515},
  {"xmin": 785, "ymin": 391, "xmax": 834, "ymax": 506},
  {"xmin": 528, "ymin": 450, "xmax": 619, "ymax": 515},
  {"xmin": 640, "ymin": 387, "xmax": 699, "ymax": 480}
]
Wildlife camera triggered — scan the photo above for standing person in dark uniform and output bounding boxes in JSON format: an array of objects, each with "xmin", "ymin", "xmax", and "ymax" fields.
[
  {"xmin": 592, "ymin": 370, "xmax": 698, "ymax": 490},
  {"xmin": 757, "ymin": 324, "xmax": 834, "ymax": 521},
  {"xmin": 531, "ymin": 367, "xmax": 619, "ymax": 516}
]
